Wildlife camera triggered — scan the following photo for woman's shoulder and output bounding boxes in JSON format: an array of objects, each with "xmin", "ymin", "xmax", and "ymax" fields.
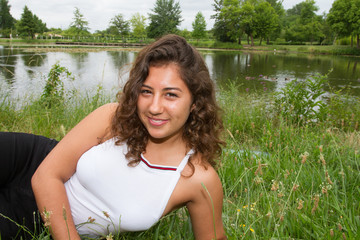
[{"xmin": 183, "ymin": 155, "xmax": 222, "ymax": 191}]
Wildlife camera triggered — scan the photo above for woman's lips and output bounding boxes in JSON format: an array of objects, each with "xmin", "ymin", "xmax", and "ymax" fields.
[{"xmin": 148, "ymin": 117, "xmax": 168, "ymax": 126}]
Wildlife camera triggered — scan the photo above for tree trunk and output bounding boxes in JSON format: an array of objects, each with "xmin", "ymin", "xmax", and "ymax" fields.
[
  {"xmin": 247, "ymin": 35, "xmax": 250, "ymax": 45},
  {"xmin": 250, "ymin": 33, "xmax": 254, "ymax": 46},
  {"xmin": 267, "ymin": 37, "xmax": 270, "ymax": 45},
  {"xmin": 351, "ymin": 35, "xmax": 353, "ymax": 47},
  {"xmin": 357, "ymin": 34, "xmax": 360, "ymax": 49},
  {"xmin": 238, "ymin": 35, "xmax": 241, "ymax": 45},
  {"xmin": 259, "ymin": 37, "xmax": 262, "ymax": 46}
]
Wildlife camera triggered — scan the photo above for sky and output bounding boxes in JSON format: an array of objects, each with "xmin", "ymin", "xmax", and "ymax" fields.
[{"xmin": 9, "ymin": 0, "xmax": 334, "ymax": 33}]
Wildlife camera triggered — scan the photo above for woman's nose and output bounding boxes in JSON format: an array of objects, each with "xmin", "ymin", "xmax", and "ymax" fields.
[{"xmin": 149, "ymin": 95, "xmax": 163, "ymax": 115}]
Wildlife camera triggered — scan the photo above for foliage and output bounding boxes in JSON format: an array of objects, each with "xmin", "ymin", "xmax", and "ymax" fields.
[
  {"xmin": 211, "ymin": 0, "xmax": 233, "ymax": 42},
  {"xmin": 328, "ymin": 0, "xmax": 360, "ymax": 48},
  {"xmin": 40, "ymin": 63, "xmax": 73, "ymax": 108},
  {"xmin": 16, "ymin": 6, "xmax": 36, "ymax": 38},
  {"xmin": 130, "ymin": 13, "xmax": 147, "ymax": 39},
  {"xmin": 147, "ymin": 0, "xmax": 182, "ymax": 38},
  {"xmin": 284, "ymin": 0, "xmax": 324, "ymax": 44},
  {"xmin": 0, "ymin": 0, "xmax": 15, "ymax": 30},
  {"xmin": 253, "ymin": 1, "xmax": 279, "ymax": 45},
  {"xmin": 274, "ymin": 73, "xmax": 329, "ymax": 125},
  {"xmin": 192, "ymin": 12, "xmax": 207, "ymax": 40},
  {"xmin": 69, "ymin": 7, "xmax": 90, "ymax": 35},
  {"xmin": 110, "ymin": 14, "xmax": 130, "ymax": 38},
  {"xmin": 219, "ymin": 0, "xmax": 243, "ymax": 44}
]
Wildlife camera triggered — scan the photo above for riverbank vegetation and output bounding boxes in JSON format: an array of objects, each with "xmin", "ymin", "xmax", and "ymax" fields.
[{"xmin": 1, "ymin": 65, "xmax": 359, "ymax": 239}]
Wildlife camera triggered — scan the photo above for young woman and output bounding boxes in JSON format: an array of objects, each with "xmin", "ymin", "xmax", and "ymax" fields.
[{"xmin": 0, "ymin": 34, "xmax": 226, "ymax": 239}]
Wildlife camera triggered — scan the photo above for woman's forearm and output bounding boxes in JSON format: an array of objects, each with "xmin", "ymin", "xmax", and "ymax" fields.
[{"xmin": 32, "ymin": 175, "xmax": 80, "ymax": 240}]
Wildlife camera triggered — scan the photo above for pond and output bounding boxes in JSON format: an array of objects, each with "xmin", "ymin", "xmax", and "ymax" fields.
[{"xmin": 1, "ymin": 45, "xmax": 360, "ymax": 103}]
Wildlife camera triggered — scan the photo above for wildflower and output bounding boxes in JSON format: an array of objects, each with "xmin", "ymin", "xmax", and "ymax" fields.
[
  {"xmin": 106, "ymin": 233, "xmax": 114, "ymax": 240},
  {"xmin": 250, "ymin": 228, "xmax": 255, "ymax": 233},
  {"xmin": 246, "ymin": 88, "xmax": 250, "ymax": 92},
  {"xmin": 338, "ymin": 223, "xmax": 343, "ymax": 231},
  {"xmin": 297, "ymin": 199, "xmax": 304, "ymax": 210},
  {"xmin": 277, "ymin": 192, "xmax": 284, "ymax": 198},
  {"xmin": 237, "ymin": 209, "xmax": 240, "ymax": 212},
  {"xmin": 62, "ymin": 205, "xmax": 67, "ymax": 221},
  {"xmin": 300, "ymin": 152, "xmax": 309, "ymax": 164},
  {"xmin": 342, "ymin": 232, "xmax": 347, "ymax": 240},
  {"xmin": 88, "ymin": 216, "xmax": 95, "ymax": 223},
  {"xmin": 311, "ymin": 195, "xmax": 320, "ymax": 214},
  {"xmin": 254, "ymin": 161, "xmax": 263, "ymax": 176},
  {"xmin": 42, "ymin": 208, "xmax": 52, "ymax": 227},
  {"xmin": 319, "ymin": 145, "xmax": 323, "ymax": 153},
  {"xmin": 254, "ymin": 176, "xmax": 263, "ymax": 185},
  {"xmin": 320, "ymin": 153, "xmax": 326, "ymax": 166},
  {"xmin": 293, "ymin": 183, "xmax": 300, "ymax": 191},
  {"xmin": 271, "ymin": 180, "xmax": 279, "ymax": 191},
  {"xmin": 330, "ymin": 229, "xmax": 334, "ymax": 237},
  {"xmin": 265, "ymin": 212, "xmax": 271, "ymax": 218},
  {"xmin": 251, "ymin": 122, "xmax": 255, "ymax": 129},
  {"xmin": 103, "ymin": 211, "xmax": 110, "ymax": 219}
]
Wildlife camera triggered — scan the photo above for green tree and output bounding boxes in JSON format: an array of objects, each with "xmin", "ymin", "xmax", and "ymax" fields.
[
  {"xmin": 16, "ymin": 5, "xmax": 36, "ymax": 38},
  {"xmin": 240, "ymin": 1, "xmax": 256, "ymax": 46},
  {"xmin": 192, "ymin": 12, "xmax": 207, "ymax": 40},
  {"xmin": 211, "ymin": 0, "xmax": 232, "ymax": 42},
  {"xmin": 328, "ymin": 0, "xmax": 360, "ymax": 48},
  {"xmin": 130, "ymin": 13, "xmax": 147, "ymax": 39},
  {"xmin": 265, "ymin": 0, "xmax": 285, "ymax": 41},
  {"xmin": 219, "ymin": 0, "xmax": 243, "ymax": 44},
  {"xmin": 0, "ymin": 0, "xmax": 15, "ymax": 31},
  {"xmin": 69, "ymin": 7, "xmax": 90, "ymax": 35},
  {"xmin": 284, "ymin": 0, "xmax": 323, "ymax": 44},
  {"xmin": 253, "ymin": 1, "xmax": 278, "ymax": 45},
  {"xmin": 147, "ymin": 0, "xmax": 182, "ymax": 38},
  {"xmin": 33, "ymin": 14, "xmax": 47, "ymax": 34},
  {"xmin": 110, "ymin": 14, "xmax": 130, "ymax": 38}
]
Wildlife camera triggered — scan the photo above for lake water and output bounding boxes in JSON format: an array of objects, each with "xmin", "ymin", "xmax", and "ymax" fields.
[{"xmin": 1, "ymin": 45, "xmax": 360, "ymax": 103}]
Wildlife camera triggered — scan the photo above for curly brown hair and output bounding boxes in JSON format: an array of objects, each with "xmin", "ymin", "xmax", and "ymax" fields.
[{"xmin": 111, "ymin": 34, "xmax": 224, "ymax": 169}]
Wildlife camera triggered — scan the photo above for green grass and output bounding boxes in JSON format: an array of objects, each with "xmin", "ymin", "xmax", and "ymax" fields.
[{"xmin": 1, "ymin": 77, "xmax": 359, "ymax": 239}]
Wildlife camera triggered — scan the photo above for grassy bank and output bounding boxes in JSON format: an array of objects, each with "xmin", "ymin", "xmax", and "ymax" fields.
[
  {"xmin": 2, "ymin": 38, "xmax": 360, "ymax": 56},
  {"xmin": 0, "ymin": 70, "xmax": 359, "ymax": 239}
]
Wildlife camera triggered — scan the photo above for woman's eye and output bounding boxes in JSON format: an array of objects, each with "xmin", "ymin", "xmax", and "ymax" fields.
[
  {"xmin": 140, "ymin": 89, "xmax": 152, "ymax": 94},
  {"xmin": 166, "ymin": 92, "xmax": 178, "ymax": 98}
]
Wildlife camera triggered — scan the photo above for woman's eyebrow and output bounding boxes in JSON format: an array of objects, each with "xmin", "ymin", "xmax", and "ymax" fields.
[
  {"xmin": 163, "ymin": 87, "xmax": 182, "ymax": 92},
  {"xmin": 142, "ymin": 84, "xmax": 182, "ymax": 92}
]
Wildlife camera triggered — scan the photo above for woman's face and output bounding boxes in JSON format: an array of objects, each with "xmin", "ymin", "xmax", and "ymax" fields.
[{"xmin": 137, "ymin": 63, "xmax": 193, "ymax": 143}]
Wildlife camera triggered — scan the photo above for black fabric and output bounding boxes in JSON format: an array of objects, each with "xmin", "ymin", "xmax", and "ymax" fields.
[{"xmin": 0, "ymin": 132, "xmax": 58, "ymax": 239}]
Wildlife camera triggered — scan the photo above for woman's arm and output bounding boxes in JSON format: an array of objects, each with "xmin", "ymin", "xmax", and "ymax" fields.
[
  {"xmin": 186, "ymin": 166, "xmax": 227, "ymax": 240},
  {"xmin": 31, "ymin": 103, "xmax": 118, "ymax": 239}
]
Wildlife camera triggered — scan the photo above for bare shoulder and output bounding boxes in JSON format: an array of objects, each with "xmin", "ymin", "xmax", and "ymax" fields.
[{"xmin": 183, "ymin": 158, "xmax": 222, "ymax": 193}]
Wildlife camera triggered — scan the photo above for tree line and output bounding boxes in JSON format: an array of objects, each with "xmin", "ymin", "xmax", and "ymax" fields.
[{"xmin": 0, "ymin": 0, "xmax": 359, "ymax": 48}]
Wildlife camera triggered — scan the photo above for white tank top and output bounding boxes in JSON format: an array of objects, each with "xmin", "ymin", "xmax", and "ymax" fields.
[{"xmin": 64, "ymin": 138, "xmax": 193, "ymax": 237}]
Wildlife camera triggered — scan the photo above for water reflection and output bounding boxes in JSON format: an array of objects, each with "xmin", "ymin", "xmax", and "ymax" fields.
[{"xmin": 1, "ymin": 46, "xmax": 359, "ymax": 103}]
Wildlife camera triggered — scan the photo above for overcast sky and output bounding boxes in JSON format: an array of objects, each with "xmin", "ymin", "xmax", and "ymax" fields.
[{"xmin": 9, "ymin": 0, "xmax": 334, "ymax": 32}]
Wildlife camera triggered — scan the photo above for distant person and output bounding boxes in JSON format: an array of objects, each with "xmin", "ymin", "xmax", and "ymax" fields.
[{"xmin": 0, "ymin": 34, "xmax": 227, "ymax": 239}]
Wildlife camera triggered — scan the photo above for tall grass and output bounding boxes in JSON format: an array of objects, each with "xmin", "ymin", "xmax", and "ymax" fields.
[{"xmin": 0, "ymin": 70, "xmax": 359, "ymax": 239}]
